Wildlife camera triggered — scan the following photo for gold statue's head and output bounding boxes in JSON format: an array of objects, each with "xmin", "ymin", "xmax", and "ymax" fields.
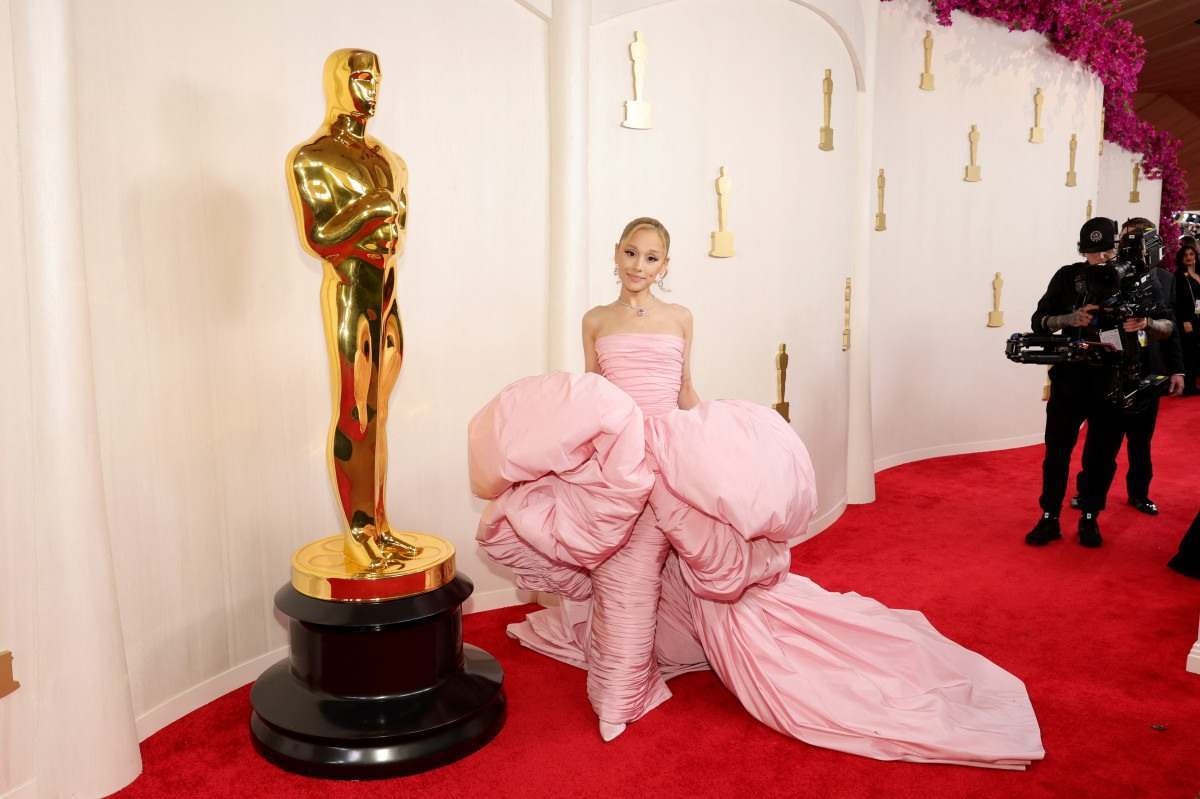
[{"xmin": 323, "ymin": 49, "xmax": 381, "ymax": 121}]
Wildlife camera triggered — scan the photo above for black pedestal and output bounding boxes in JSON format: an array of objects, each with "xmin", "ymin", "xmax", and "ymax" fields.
[{"xmin": 249, "ymin": 575, "xmax": 505, "ymax": 779}]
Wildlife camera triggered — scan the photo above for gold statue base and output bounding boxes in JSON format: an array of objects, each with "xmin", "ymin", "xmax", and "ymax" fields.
[
  {"xmin": 964, "ymin": 165, "xmax": 981, "ymax": 183},
  {"xmin": 987, "ymin": 310, "xmax": 1004, "ymax": 328},
  {"xmin": 819, "ymin": 127, "xmax": 834, "ymax": 151},
  {"xmin": 874, "ymin": 212, "xmax": 887, "ymax": 232},
  {"xmin": 709, "ymin": 230, "xmax": 735, "ymax": 258},
  {"xmin": 292, "ymin": 533, "xmax": 456, "ymax": 602},
  {"xmin": 772, "ymin": 401, "xmax": 790, "ymax": 422},
  {"xmin": 919, "ymin": 74, "xmax": 934, "ymax": 91},
  {"xmin": 1066, "ymin": 171, "xmax": 1077, "ymax": 187},
  {"xmin": 1129, "ymin": 191, "xmax": 1140, "ymax": 203},
  {"xmin": 0, "ymin": 651, "xmax": 18, "ymax": 699},
  {"xmin": 622, "ymin": 100, "xmax": 652, "ymax": 130},
  {"xmin": 1029, "ymin": 128, "xmax": 1044, "ymax": 144}
]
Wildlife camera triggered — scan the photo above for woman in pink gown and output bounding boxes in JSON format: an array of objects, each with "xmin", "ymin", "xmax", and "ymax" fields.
[{"xmin": 468, "ymin": 218, "xmax": 1044, "ymax": 768}]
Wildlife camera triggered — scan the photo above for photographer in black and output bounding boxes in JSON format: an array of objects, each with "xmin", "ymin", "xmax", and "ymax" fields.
[
  {"xmin": 1025, "ymin": 218, "xmax": 1174, "ymax": 548},
  {"xmin": 1071, "ymin": 218, "xmax": 1184, "ymax": 518}
]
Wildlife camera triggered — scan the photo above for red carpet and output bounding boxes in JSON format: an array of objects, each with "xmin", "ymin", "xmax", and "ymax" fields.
[{"xmin": 113, "ymin": 400, "xmax": 1200, "ymax": 798}]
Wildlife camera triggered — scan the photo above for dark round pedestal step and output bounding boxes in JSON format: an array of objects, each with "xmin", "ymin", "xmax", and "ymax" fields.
[{"xmin": 249, "ymin": 576, "xmax": 505, "ymax": 779}]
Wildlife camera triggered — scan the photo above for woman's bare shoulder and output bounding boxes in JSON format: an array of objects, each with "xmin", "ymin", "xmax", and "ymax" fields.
[
  {"xmin": 662, "ymin": 302, "xmax": 693, "ymax": 326},
  {"xmin": 583, "ymin": 304, "xmax": 613, "ymax": 324}
]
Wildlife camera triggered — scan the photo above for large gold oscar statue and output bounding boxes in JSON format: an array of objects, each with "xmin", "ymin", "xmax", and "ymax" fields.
[
  {"xmin": 286, "ymin": 48, "xmax": 452, "ymax": 599},
  {"xmin": 251, "ymin": 50, "xmax": 504, "ymax": 779}
]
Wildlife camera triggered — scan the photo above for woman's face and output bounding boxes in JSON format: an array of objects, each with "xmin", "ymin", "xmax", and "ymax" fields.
[
  {"xmin": 1184, "ymin": 248, "xmax": 1197, "ymax": 269},
  {"xmin": 614, "ymin": 227, "xmax": 668, "ymax": 292}
]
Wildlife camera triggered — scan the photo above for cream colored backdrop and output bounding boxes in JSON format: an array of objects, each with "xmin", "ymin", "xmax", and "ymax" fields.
[
  {"xmin": 589, "ymin": 0, "xmax": 860, "ymax": 525},
  {"xmin": 1098, "ymin": 142, "xmax": 1163, "ymax": 231},
  {"xmin": 869, "ymin": 0, "xmax": 1104, "ymax": 470}
]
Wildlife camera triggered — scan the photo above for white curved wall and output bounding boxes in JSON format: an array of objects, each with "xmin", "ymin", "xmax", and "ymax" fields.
[
  {"xmin": 869, "ymin": 0, "xmax": 1104, "ymax": 470},
  {"xmin": 69, "ymin": 0, "xmax": 548, "ymax": 736},
  {"xmin": 589, "ymin": 0, "xmax": 859, "ymax": 524},
  {"xmin": 1097, "ymin": 142, "xmax": 1163, "ymax": 232}
]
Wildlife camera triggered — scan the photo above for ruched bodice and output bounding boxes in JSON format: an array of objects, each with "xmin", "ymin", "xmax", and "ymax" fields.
[{"xmin": 596, "ymin": 334, "xmax": 682, "ymax": 417}]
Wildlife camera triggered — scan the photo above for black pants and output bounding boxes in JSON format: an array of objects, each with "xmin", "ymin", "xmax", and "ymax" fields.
[
  {"xmin": 1075, "ymin": 393, "xmax": 1161, "ymax": 502},
  {"xmin": 1040, "ymin": 370, "xmax": 1124, "ymax": 515},
  {"xmin": 1182, "ymin": 331, "xmax": 1200, "ymax": 393}
]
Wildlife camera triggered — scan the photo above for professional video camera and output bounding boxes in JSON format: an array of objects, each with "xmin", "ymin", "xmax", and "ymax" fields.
[
  {"xmin": 1088, "ymin": 227, "xmax": 1166, "ymax": 326},
  {"xmin": 1005, "ymin": 227, "xmax": 1169, "ymax": 410}
]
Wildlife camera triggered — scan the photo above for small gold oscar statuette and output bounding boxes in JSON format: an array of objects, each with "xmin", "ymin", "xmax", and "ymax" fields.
[
  {"xmin": 919, "ymin": 31, "xmax": 935, "ymax": 91},
  {"xmin": 874, "ymin": 168, "xmax": 887, "ymax": 231},
  {"xmin": 1129, "ymin": 161, "xmax": 1141, "ymax": 203},
  {"xmin": 964, "ymin": 125, "xmax": 982, "ymax": 182},
  {"xmin": 773, "ymin": 343, "xmax": 790, "ymax": 422},
  {"xmin": 1086, "ymin": 199, "xmax": 1093, "ymax": 219},
  {"xmin": 842, "ymin": 277, "xmax": 853, "ymax": 351},
  {"xmin": 987, "ymin": 272, "xmax": 1004, "ymax": 327},
  {"xmin": 818, "ymin": 69, "xmax": 834, "ymax": 151},
  {"xmin": 1065, "ymin": 133, "xmax": 1078, "ymax": 187},
  {"xmin": 0, "ymin": 651, "xmax": 18, "ymax": 699},
  {"xmin": 1029, "ymin": 88, "xmax": 1045, "ymax": 143},
  {"xmin": 709, "ymin": 166, "xmax": 735, "ymax": 257},
  {"xmin": 1042, "ymin": 367, "xmax": 1051, "ymax": 402},
  {"xmin": 622, "ymin": 31, "xmax": 652, "ymax": 130}
]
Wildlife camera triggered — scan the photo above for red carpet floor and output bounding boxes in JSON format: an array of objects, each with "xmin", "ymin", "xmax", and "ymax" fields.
[{"xmin": 113, "ymin": 400, "xmax": 1200, "ymax": 799}]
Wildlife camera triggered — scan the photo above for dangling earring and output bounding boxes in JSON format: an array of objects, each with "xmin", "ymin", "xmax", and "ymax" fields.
[
  {"xmin": 656, "ymin": 274, "xmax": 670, "ymax": 292},
  {"xmin": 614, "ymin": 266, "xmax": 621, "ymax": 283}
]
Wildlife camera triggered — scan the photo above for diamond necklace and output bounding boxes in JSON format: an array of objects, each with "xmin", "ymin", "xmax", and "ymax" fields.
[{"xmin": 617, "ymin": 296, "xmax": 656, "ymax": 317}]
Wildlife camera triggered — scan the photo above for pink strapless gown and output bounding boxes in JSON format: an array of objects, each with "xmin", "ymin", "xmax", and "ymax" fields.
[{"xmin": 468, "ymin": 333, "xmax": 1044, "ymax": 768}]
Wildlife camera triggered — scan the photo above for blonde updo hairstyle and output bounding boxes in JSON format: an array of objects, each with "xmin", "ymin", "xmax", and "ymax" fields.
[{"xmin": 618, "ymin": 217, "xmax": 671, "ymax": 255}]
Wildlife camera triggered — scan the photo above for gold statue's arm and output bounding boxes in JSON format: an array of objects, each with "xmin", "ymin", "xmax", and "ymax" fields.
[{"xmin": 296, "ymin": 174, "xmax": 400, "ymax": 248}]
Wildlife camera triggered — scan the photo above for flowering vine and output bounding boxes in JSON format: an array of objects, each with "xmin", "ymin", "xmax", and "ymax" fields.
[{"xmin": 887, "ymin": 0, "xmax": 1188, "ymax": 255}]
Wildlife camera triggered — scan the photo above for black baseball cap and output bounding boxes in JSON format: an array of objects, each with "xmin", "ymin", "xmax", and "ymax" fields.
[{"xmin": 1079, "ymin": 217, "xmax": 1118, "ymax": 253}]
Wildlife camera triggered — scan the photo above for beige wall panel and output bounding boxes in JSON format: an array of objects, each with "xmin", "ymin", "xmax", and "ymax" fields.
[
  {"xmin": 590, "ymin": 0, "xmax": 859, "ymax": 523},
  {"xmin": 870, "ymin": 0, "xmax": 1103, "ymax": 470}
]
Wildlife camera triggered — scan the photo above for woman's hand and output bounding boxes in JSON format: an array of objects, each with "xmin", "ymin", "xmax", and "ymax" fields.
[
  {"xmin": 1122, "ymin": 317, "xmax": 1148, "ymax": 333},
  {"xmin": 1185, "ymin": 321, "xmax": 1194, "ymax": 334}
]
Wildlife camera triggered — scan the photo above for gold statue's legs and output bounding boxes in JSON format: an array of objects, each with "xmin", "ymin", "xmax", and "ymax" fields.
[{"xmin": 321, "ymin": 259, "xmax": 416, "ymax": 568}]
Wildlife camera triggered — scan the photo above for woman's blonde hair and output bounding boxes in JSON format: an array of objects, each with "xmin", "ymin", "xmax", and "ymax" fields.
[{"xmin": 618, "ymin": 217, "xmax": 671, "ymax": 255}]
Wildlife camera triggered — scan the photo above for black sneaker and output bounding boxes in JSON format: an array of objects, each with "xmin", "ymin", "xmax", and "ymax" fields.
[
  {"xmin": 1025, "ymin": 513, "xmax": 1062, "ymax": 546},
  {"xmin": 1078, "ymin": 513, "xmax": 1103, "ymax": 548}
]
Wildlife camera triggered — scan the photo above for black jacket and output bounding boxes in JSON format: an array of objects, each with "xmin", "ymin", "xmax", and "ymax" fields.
[
  {"xmin": 1176, "ymin": 269, "xmax": 1200, "ymax": 328},
  {"xmin": 1147, "ymin": 267, "xmax": 1184, "ymax": 376},
  {"xmin": 1031, "ymin": 262, "xmax": 1181, "ymax": 377},
  {"xmin": 1031, "ymin": 262, "xmax": 1101, "ymax": 339}
]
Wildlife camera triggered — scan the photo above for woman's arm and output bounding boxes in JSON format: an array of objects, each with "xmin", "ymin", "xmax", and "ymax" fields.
[
  {"xmin": 678, "ymin": 307, "xmax": 701, "ymax": 410},
  {"xmin": 582, "ymin": 308, "xmax": 602, "ymax": 374}
]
